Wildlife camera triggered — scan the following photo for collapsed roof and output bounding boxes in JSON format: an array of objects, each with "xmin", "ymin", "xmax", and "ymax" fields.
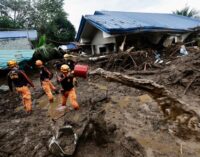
[{"xmin": 76, "ymin": 11, "xmax": 200, "ymax": 41}]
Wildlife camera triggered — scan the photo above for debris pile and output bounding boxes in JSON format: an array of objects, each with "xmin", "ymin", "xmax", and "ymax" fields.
[
  {"xmin": 104, "ymin": 50, "xmax": 156, "ymax": 71},
  {"xmin": 1, "ymin": 43, "xmax": 200, "ymax": 157},
  {"xmin": 89, "ymin": 45, "xmax": 200, "ymax": 73},
  {"xmin": 163, "ymin": 48, "xmax": 200, "ymax": 96}
]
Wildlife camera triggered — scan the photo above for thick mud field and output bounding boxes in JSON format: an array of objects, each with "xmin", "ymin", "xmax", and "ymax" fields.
[{"xmin": 0, "ymin": 49, "xmax": 200, "ymax": 157}]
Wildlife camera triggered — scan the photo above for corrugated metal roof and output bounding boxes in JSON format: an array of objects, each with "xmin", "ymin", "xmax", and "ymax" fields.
[
  {"xmin": 0, "ymin": 50, "xmax": 34, "ymax": 69},
  {"xmin": 0, "ymin": 30, "xmax": 37, "ymax": 40},
  {"xmin": 76, "ymin": 11, "xmax": 200, "ymax": 41}
]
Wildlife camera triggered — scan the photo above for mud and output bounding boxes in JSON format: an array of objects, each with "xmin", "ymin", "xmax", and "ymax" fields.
[{"xmin": 0, "ymin": 49, "xmax": 200, "ymax": 157}]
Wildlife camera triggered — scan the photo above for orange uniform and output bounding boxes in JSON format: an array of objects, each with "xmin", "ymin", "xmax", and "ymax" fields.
[
  {"xmin": 57, "ymin": 73, "xmax": 79, "ymax": 110},
  {"xmin": 7, "ymin": 68, "xmax": 34, "ymax": 113},
  {"xmin": 39, "ymin": 66, "xmax": 56, "ymax": 103}
]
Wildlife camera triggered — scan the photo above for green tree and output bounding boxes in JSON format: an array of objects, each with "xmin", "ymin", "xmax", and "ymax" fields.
[
  {"xmin": 32, "ymin": 0, "xmax": 76, "ymax": 43},
  {"xmin": 0, "ymin": 0, "xmax": 76, "ymax": 43},
  {"xmin": 0, "ymin": 16, "xmax": 15, "ymax": 29},
  {"xmin": 0, "ymin": 0, "xmax": 32, "ymax": 28},
  {"xmin": 45, "ymin": 12, "xmax": 76, "ymax": 43},
  {"xmin": 173, "ymin": 6, "xmax": 199, "ymax": 18}
]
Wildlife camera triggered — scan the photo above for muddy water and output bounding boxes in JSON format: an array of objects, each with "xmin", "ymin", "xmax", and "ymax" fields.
[{"xmin": 37, "ymin": 94, "xmax": 67, "ymax": 120}]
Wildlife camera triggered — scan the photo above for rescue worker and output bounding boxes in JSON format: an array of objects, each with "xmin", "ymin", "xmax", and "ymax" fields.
[
  {"xmin": 63, "ymin": 54, "xmax": 76, "ymax": 72},
  {"xmin": 35, "ymin": 60, "xmax": 57, "ymax": 103},
  {"xmin": 53, "ymin": 54, "xmax": 77, "ymax": 72},
  {"xmin": 53, "ymin": 54, "xmax": 77, "ymax": 85},
  {"xmin": 7, "ymin": 60, "xmax": 34, "ymax": 114},
  {"xmin": 56, "ymin": 64, "xmax": 79, "ymax": 110}
]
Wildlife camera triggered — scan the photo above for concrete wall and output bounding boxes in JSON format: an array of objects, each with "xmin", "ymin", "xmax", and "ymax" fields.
[
  {"xmin": 163, "ymin": 33, "xmax": 191, "ymax": 47},
  {"xmin": 0, "ymin": 38, "xmax": 32, "ymax": 50},
  {"xmin": 91, "ymin": 30, "xmax": 115, "ymax": 45},
  {"xmin": 91, "ymin": 30, "xmax": 116, "ymax": 55}
]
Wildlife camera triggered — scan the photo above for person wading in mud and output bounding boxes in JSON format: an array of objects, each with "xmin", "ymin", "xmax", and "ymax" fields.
[
  {"xmin": 7, "ymin": 60, "xmax": 35, "ymax": 114},
  {"xmin": 63, "ymin": 54, "xmax": 77, "ymax": 72},
  {"xmin": 56, "ymin": 64, "xmax": 79, "ymax": 111},
  {"xmin": 53, "ymin": 54, "xmax": 77, "ymax": 85},
  {"xmin": 53, "ymin": 54, "xmax": 77, "ymax": 72},
  {"xmin": 35, "ymin": 60, "xmax": 57, "ymax": 103}
]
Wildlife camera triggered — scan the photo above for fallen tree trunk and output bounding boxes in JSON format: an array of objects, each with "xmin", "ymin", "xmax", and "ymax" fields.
[
  {"xmin": 90, "ymin": 68, "xmax": 200, "ymax": 133},
  {"xmin": 90, "ymin": 68, "xmax": 171, "ymax": 95},
  {"xmin": 125, "ymin": 69, "xmax": 169, "ymax": 75}
]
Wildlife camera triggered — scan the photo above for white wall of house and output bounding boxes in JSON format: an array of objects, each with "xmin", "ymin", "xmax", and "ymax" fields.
[
  {"xmin": 91, "ymin": 30, "xmax": 115, "ymax": 45},
  {"xmin": 91, "ymin": 30, "xmax": 116, "ymax": 55},
  {"xmin": 80, "ymin": 38, "xmax": 90, "ymax": 44}
]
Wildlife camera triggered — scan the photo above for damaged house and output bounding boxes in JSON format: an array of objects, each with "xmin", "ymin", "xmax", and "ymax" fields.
[
  {"xmin": 76, "ymin": 11, "xmax": 200, "ymax": 55},
  {"xmin": 0, "ymin": 30, "xmax": 37, "ymax": 69}
]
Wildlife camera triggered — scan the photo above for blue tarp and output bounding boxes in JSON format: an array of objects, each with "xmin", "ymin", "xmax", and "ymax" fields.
[
  {"xmin": 67, "ymin": 43, "xmax": 78, "ymax": 50},
  {"xmin": 58, "ymin": 43, "xmax": 78, "ymax": 51},
  {"xmin": 0, "ymin": 50, "xmax": 34, "ymax": 69},
  {"xmin": 76, "ymin": 11, "xmax": 200, "ymax": 41}
]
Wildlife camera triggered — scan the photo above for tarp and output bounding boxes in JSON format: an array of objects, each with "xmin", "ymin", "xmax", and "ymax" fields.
[
  {"xmin": 58, "ymin": 43, "xmax": 78, "ymax": 51},
  {"xmin": 76, "ymin": 11, "xmax": 200, "ymax": 41},
  {"xmin": 67, "ymin": 43, "xmax": 78, "ymax": 50},
  {"xmin": 0, "ymin": 50, "xmax": 34, "ymax": 69}
]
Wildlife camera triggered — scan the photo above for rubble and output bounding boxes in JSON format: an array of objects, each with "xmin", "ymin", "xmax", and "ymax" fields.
[{"xmin": 0, "ymin": 44, "xmax": 200, "ymax": 157}]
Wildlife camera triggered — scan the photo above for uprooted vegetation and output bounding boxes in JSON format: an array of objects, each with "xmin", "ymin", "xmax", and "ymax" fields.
[
  {"xmin": 0, "ymin": 44, "xmax": 200, "ymax": 157},
  {"xmin": 90, "ymin": 45, "xmax": 200, "ymax": 96}
]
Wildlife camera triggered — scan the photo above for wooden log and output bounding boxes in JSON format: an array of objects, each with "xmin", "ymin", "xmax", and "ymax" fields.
[
  {"xmin": 89, "ymin": 68, "xmax": 200, "ymax": 125},
  {"xmin": 89, "ymin": 68, "xmax": 169, "ymax": 95},
  {"xmin": 125, "ymin": 69, "xmax": 169, "ymax": 75}
]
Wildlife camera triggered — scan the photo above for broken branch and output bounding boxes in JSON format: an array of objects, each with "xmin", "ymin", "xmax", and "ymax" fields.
[{"xmin": 183, "ymin": 75, "xmax": 197, "ymax": 95}]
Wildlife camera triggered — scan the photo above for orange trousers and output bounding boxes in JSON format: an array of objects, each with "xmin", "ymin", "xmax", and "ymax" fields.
[
  {"xmin": 16, "ymin": 86, "xmax": 32, "ymax": 112},
  {"xmin": 62, "ymin": 88, "xmax": 79, "ymax": 110},
  {"xmin": 42, "ymin": 80, "xmax": 56, "ymax": 102}
]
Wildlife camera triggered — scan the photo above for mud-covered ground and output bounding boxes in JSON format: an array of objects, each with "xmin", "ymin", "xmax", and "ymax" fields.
[{"xmin": 0, "ymin": 48, "xmax": 200, "ymax": 157}]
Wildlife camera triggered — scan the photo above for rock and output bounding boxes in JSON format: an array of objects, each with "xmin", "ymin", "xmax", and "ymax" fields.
[
  {"xmin": 138, "ymin": 103, "xmax": 151, "ymax": 113},
  {"xmin": 121, "ymin": 136, "xmax": 147, "ymax": 157},
  {"xmin": 138, "ymin": 94, "xmax": 153, "ymax": 103},
  {"xmin": 175, "ymin": 114, "xmax": 190, "ymax": 124},
  {"xmin": 188, "ymin": 116, "xmax": 200, "ymax": 131}
]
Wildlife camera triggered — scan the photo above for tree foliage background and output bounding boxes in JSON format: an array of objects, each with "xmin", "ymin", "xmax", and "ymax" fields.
[
  {"xmin": 173, "ymin": 5, "xmax": 199, "ymax": 18},
  {"xmin": 0, "ymin": 0, "xmax": 76, "ymax": 45}
]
